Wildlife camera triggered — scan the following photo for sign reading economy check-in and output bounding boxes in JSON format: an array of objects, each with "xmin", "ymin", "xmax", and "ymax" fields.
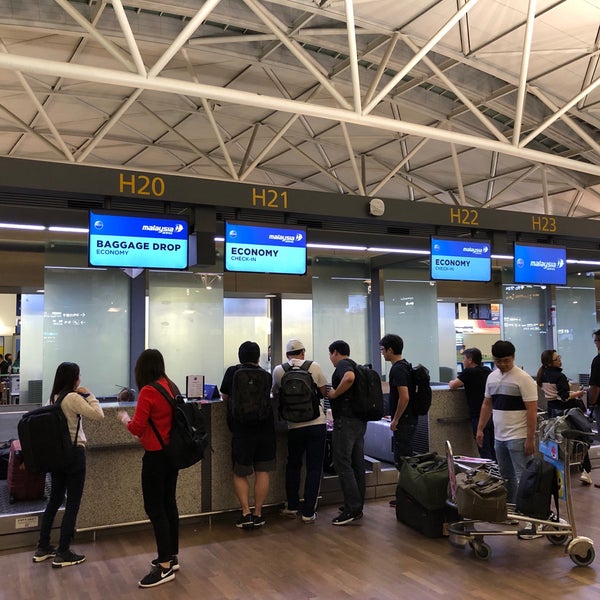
[
  {"xmin": 224, "ymin": 220, "xmax": 307, "ymax": 275},
  {"xmin": 430, "ymin": 236, "xmax": 492, "ymax": 282},
  {"xmin": 88, "ymin": 210, "xmax": 189, "ymax": 270}
]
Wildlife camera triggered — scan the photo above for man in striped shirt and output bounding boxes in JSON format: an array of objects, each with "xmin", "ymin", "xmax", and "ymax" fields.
[{"xmin": 476, "ymin": 340, "xmax": 538, "ymax": 503}]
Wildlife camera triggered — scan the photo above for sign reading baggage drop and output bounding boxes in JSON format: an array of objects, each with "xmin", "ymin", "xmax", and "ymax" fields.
[
  {"xmin": 430, "ymin": 236, "xmax": 491, "ymax": 282},
  {"xmin": 88, "ymin": 211, "xmax": 188, "ymax": 270},
  {"xmin": 224, "ymin": 220, "xmax": 307, "ymax": 275}
]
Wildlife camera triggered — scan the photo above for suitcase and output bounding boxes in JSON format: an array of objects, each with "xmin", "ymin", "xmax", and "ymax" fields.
[
  {"xmin": 7, "ymin": 439, "xmax": 46, "ymax": 503},
  {"xmin": 364, "ymin": 419, "xmax": 394, "ymax": 463},
  {"xmin": 395, "ymin": 486, "xmax": 457, "ymax": 538}
]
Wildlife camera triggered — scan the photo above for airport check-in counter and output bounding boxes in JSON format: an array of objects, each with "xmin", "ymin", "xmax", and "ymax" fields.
[{"xmin": 79, "ymin": 387, "xmax": 477, "ymax": 530}]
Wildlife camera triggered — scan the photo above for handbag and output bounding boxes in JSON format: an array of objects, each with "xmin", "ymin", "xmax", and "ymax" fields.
[
  {"xmin": 455, "ymin": 467, "xmax": 507, "ymax": 522},
  {"xmin": 399, "ymin": 452, "xmax": 449, "ymax": 511}
]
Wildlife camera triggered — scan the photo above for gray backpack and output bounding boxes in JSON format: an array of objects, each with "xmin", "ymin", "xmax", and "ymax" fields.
[{"xmin": 279, "ymin": 361, "xmax": 321, "ymax": 423}]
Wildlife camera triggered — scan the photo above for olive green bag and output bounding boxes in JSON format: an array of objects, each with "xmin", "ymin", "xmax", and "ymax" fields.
[{"xmin": 398, "ymin": 452, "xmax": 450, "ymax": 511}]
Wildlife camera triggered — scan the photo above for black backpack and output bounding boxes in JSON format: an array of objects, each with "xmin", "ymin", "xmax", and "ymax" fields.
[
  {"xmin": 149, "ymin": 383, "xmax": 209, "ymax": 470},
  {"xmin": 231, "ymin": 366, "xmax": 273, "ymax": 424},
  {"xmin": 279, "ymin": 361, "xmax": 321, "ymax": 423},
  {"xmin": 515, "ymin": 456, "xmax": 559, "ymax": 520},
  {"xmin": 18, "ymin": 392, "xmax": 81, "ymax": 473},
  {"xmin": 407, "ymin": 362, "xmax": 432, "ymax": 416},
  {"xmin": 350, "ymin": 361, "xmax": 384, "ymax": 422}
]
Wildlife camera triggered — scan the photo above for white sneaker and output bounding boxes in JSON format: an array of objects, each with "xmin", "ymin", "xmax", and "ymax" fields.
[
  {"xmin": 280, "ymin": 507, "xmax": 299, "ymax": 518},
  {"xmin": 301, "ymin": 513, "xmax": 317, "ymax": 523},
  {"xmin": 518, "ymin": 524, "xmax": 542, "ymax": 540},
  {"xmin": 580, "ymin": 470, "xmax": 593, "ymax": 486}
]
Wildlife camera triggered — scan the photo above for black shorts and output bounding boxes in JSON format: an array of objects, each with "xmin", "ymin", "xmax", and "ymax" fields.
[{"xmin": 231, "ymin": 430, "xmax": 276, "ymax": 477}]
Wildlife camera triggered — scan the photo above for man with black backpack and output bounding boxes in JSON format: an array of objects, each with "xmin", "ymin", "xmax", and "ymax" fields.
[
  {"xmin": 327, "ymin": 339, "xmax": 365, "ymax": 526},
  {"xmin": 272, "ymin": 339, "xmax": 328, "ymax": 523},
  {"xmin": 379, "ymin": 334, "xmax": 417, "ymax": 471},
  {"xmin": 220, "ymin": 341, "xmax": 275, "ymax": 529}
]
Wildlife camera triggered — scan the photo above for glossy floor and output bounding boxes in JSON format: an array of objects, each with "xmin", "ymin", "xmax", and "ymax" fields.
[{"xmin": 1, "ymin": 479, "xmax": 599, "ymax": 600}]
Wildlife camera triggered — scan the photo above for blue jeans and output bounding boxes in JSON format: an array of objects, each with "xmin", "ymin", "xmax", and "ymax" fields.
[
  {"xmin": 285, "ymin": 424, "xmax": 327, "ymax": 517},
  {"xmin": 38, "ymin": 446, "xmax": 86, "ymax": 553},
  {"xmin": 142, "ymin": 450, "xmax": 180, "ymax": 563},
  {"xmin": 495, "ymin": 438, "xmax": 532, "ymax": 504},
  {"xmin": 393, "ymin": 413, "xmax": 418, "ymax": 470},
  {"xmin": 332, "ymin": 415, "xmax": 367, "ymax": 515}
]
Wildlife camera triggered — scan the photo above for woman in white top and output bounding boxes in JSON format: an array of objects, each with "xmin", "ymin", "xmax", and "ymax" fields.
[{"xmin": 33, "ymin": 362, "xmax": 104, "ymax": 567}]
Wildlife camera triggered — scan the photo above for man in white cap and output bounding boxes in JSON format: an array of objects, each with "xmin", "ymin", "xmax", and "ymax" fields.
[{"xmin": 272, "ymin": 339, "xmax": 328, "ymax": 523}]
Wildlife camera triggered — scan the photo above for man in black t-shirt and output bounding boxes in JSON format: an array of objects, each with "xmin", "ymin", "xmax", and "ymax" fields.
[
  {"xmin": 327, "ymin": 340, "xmax": 365, "ymax": 525},
  {"xmin": 220, "ymin": 341, "xmax": 275, "ymax": 529},
  {"xmin": 449, "ymin": 347, "xmax": 495, "ymax": 460},
  {"xmin": 379, "ymin": 333, "xmax": 417, "ymax": 470}
]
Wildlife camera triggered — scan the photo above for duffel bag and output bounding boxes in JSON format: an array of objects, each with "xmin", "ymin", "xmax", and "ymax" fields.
[
  {"xmin": 455, "ymin": 468, "xmax": 507, "ymax": 522},
  {"xmin": 399, "ymin": 452, "xmax": 449, "ymax": 511}
]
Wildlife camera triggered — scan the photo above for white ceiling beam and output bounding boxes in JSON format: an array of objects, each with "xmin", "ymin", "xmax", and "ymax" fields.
[
  {"xmin": 242, "ymin": 0, "xmax": 352, "ymax": 110},
  {"xmin": 450, "ymin": 139, "xmax": 466, "ymax": 206},
  {"xmin": 512, "ymin": 0, "xmax": 536, "ymax": 146},
  {"xmin": 110, "ymin": 0, "xmax": 147, "ymax": 76},
  {"xmin": 368, "ymin": 136, "xmax": 428, "ymax": 197},
  {"xmin": 0, "ymin": 103, "xmax": 67, "ymax": 158},
  {"xmin": 519, "ymin": 75, "xmax": 600, "ymax": 149},
  {"xmin": 276, "ymin": 134, "xmax": 357, "ymax": 194},
  {"xmin": 3, "ymin": 51, "xmax": 600, "ymax": 178},
  {"xmin": 363, "ymin": 33, "xmax": 400, "ymax": 107},
  {"xmin": 481, "ymin": 165, "xmax": 539, "ymax": 209},
  {"xmin": 54, "ymin": 0, "xmax": 137, "ymax": 72},
  {"xmin": 362, "ymin": 0, "xmax": 481, "ymax": 115},
  {"xmin": 402, "ymin": 36, "xmax": 508, "ymax": 143},
  {"xmin": 339, "ymin": 122, "xmax": 364, "ymax": 195},
  {"xmin": 577, "ymin": 26, "xmax": 600, "ymax": 110},
  {"xmin": 344, "ymin": 0, "xmax": 361, "ymax": 114}
]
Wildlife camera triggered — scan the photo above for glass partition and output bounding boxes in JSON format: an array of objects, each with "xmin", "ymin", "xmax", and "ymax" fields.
[
  {"xmin": 223, "ymin": 298, "xmax": 270, "ymax": 371},
  {"xmin": 43, "ymin": 267, "xmax": 130, "ymax": 400},
  {"xmin": 148, "ymin": 271, "xmax": 224, "ymax": 391},
  {"xmin": 20, "ymin": 294, "xmax": 44, "ymax": 404},
  {"xmin": 555, "ymin": 281, "xmax": 597, "ymax": 382},
  {"xmin": 381, "ymin": 268, "xmax": 440, "ymax": 383},
  {"xmin": 281, "ymin": 298, "xmax": 313, "ymax": 364},
  {"xmin": 311, "ymin": 257, "xmax": 370, "ymax": 374},
  {"xmin": 502, "ymin": 284, "xmax": 548, "ymax": 376}
]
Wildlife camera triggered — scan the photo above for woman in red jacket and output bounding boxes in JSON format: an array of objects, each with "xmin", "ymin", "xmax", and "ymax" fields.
[{"xmin": 118, "ymin": 349, "xmax": 181, "ymax": 589}]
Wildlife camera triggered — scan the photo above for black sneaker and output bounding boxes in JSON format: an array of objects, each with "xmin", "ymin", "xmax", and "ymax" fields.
[
  {"xmin": 332, "ymin": 511, "xmax": 361, "ymax": 526},
  {"xmin": 33, "ymin": 546, "xmax": 56, "ymax": 563},
  {"xmin": 138, "ymin": 565, "xmax": 175, "ymax": 588},
  {"xmin": 151, "ymin": 555, "xmax": 179, "ymax": 571},
  {"xmin": 51, "ymin": 549, "xmax": 86, "ymax": 568},
  {"xmin": 253, "ymin": 514, "xmax": 266, "ymax": 527},
  {"xmin": 235, "ymin": 513, "xmax": 254, "ymax": 529}
]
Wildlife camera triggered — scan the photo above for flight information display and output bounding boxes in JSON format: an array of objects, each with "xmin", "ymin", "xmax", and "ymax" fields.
[
  {"xmin": 88, "ymin": 211, "xmax": 188, "ymax": 269},
  {"xmin": 513, "ymin": 242, "xmax": 566, "ymax": 285},
  {"xmin": 430, "ymin": 236, "xmax": 491, "ymax": 282},
  {"xmin": 224, "ymin": 220, "xmax": 306, "ymax": 275}
]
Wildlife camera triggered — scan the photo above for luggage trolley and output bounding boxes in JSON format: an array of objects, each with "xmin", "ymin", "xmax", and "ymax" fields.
[{"xmin": 446, "ymin": 431, "xmax": 595, "ymax": 567}]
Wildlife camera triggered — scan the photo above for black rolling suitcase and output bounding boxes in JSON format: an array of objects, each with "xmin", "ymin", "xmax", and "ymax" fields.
[{"xmin": 395, "ymin": 487, "xmax": 457, "ymax": 538}]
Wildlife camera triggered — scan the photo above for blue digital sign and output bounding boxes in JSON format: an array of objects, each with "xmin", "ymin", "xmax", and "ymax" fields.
[
  {"xmin": 224, "ymin": 221, "xmax": 307, "ymax": 275},
  {"xmin": 430, "ymin": 236, "xmax": 491, "ymax": 282},
  {"xmin": 88, "ymin": 211, "xmax": 188, "ymax": 269},
  {"xmin": 513, "ymin": 242, "xmax": 566, "ymax": 285}
]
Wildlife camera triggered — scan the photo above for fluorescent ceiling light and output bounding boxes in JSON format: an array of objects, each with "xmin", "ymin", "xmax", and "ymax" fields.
[
  {"xmin": 368, "ymin": 247, "xmax": 429, "ymax": 255},
  {"xmin": 307, "ymin": 243, "xmax": 367, "ymax": 251},
  {"xmin": 491, "ymin": 254, "xmax": 513, "ymax": 260},
  {"xmin": 49, "ymin": 226, "xmax": 89, "ymax": 233},
  {"xmin": 0, "ymin": 222, "xmax": 46, "ymax": 231},
  {"xmin": 567, "ymin": 259, "xmax": 600, "ymax": 266}
]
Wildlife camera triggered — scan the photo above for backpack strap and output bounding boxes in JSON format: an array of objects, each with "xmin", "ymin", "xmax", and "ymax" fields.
[
  {"xmin": 300, "ymin": 360, "xmax": 313, "ymax": 371},
  {"xmin": 56, "ymin": 391, "xmax": 82, "ymax": 448},
  {"xmin": 282, "ymin": 363, "xmax": 292, "ymax": 373},
  {"xmin": 148, "ymin": 382, "xmax": 176, "ymax": 449}
]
